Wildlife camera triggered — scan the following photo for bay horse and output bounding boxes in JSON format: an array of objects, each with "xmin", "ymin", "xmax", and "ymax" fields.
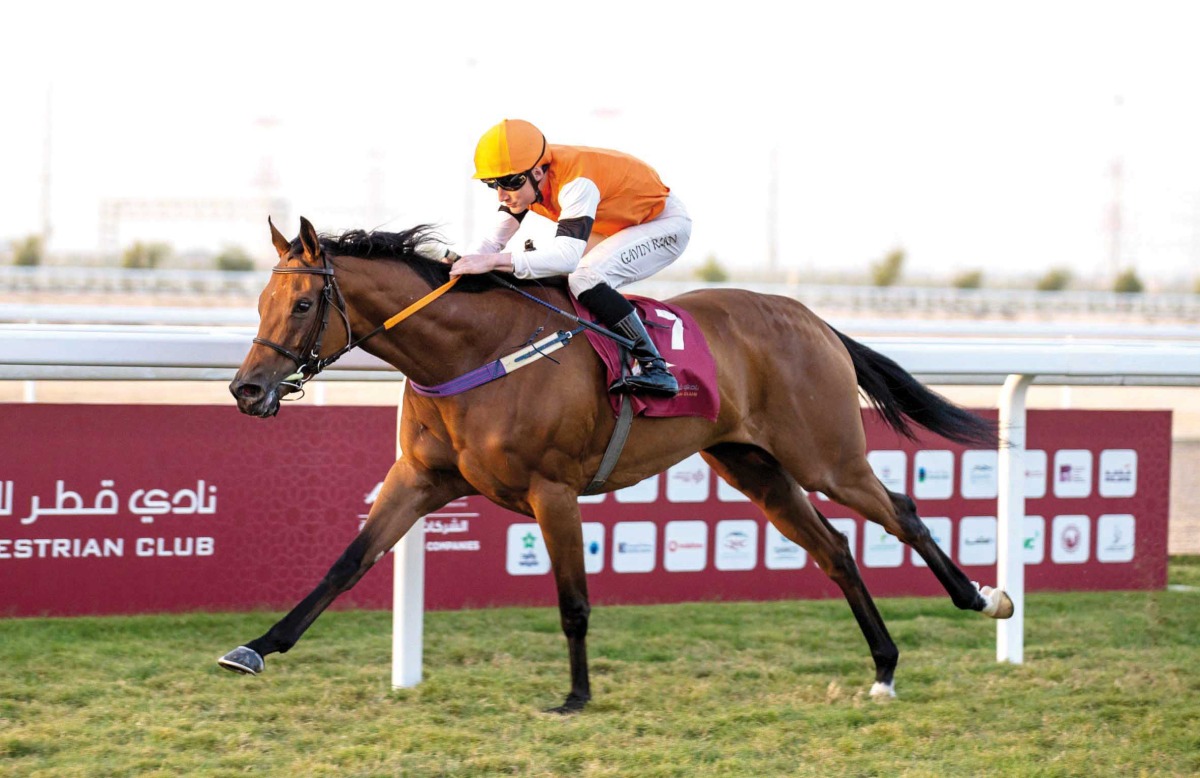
[{"xmin": 220, "ymin": 216, "xmax": 1012, "ymax": 712}]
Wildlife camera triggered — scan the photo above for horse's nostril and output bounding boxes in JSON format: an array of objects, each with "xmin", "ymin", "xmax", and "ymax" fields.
[{"xmin": 234, "ymin": 383, "xmax": 263, "ymax": 400}]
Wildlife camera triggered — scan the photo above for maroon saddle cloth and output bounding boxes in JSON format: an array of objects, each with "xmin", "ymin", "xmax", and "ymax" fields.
[{"xmin": 569, "ymin": 294, "xmax": 720, "ymax": 422}]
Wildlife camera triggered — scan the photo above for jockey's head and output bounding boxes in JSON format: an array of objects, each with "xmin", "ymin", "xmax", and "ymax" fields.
[{"xmin": 473, "ymin": 119, "xmax": 548, "ymax": 209}]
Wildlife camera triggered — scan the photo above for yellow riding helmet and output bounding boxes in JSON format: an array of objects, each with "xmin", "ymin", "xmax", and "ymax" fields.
[{"xmin": 472, "ymin": 119, "xmax": 547, "ymax": 179}]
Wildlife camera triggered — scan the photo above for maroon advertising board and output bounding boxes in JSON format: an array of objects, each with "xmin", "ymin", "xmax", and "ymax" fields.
[{"xmin": 0, "ymin": 404, "xmax": 1170, "ymax": 617}]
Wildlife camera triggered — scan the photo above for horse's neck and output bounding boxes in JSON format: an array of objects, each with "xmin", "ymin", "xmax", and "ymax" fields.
[{"xmin": 336, "ymin": 257, "xmax": 555, "ymax": 387}]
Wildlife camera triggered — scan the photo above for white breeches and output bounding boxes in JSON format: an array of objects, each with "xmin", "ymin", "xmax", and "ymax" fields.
[{"xmin": 567, "ymin": 193, "xmax": 692, "ymax": 297}]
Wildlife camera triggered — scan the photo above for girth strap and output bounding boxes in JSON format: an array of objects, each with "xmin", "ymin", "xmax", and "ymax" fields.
[{"xmin": 582, "ymin": 394, "xmax": 634, "ymax": 496}]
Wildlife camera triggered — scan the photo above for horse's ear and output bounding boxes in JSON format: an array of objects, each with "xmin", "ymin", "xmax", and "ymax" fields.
[
  {"xmin": 268, "ymin": 216, "xmax": 291, "ymax": 259},
  {"xmin": 298, "ymin": 216, "xmax": 322, "ymax": 263}
]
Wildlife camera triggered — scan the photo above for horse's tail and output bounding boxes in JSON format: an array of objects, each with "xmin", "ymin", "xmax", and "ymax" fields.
[{"xmin": 831, "ymin": 328, "xmax": 999, "ymax": 447}]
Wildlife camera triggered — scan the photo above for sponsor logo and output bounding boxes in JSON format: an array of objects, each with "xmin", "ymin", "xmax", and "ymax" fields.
[
  {"xmin": 1097, "ymin": 514, "xmax": 1135, "ymax": 563},
  {"xmin": 667, "ymin": 455, "xmax": 710, "ymax": 503},
  {"xmin": 958, "ymin": 516, "xmax": 997, "ymax": 565},
  {"xmin": 664, "ymin": 520, "xmax": 707, "ymax": 572},
  {"xmin": 1053, "ymin": 450, "xmax": 1093, "ymax": 498},
  {"xmin": 864, "ymin": 529, "xmax": 904, "ymax": 568},
  {"xmin": 961, "ymin": 451, "xmax": 999, "ymax": 499},
  {"xmin": 765, "ymin": 523, "xmax": 806, "ymax": 570},
  {"xmin": 1099, "ymin": 450, "xmax": 1138, "ymax": 498},
  {"xmin": 1051, "ymin": 515, "xmax": 1090, "ymax": 564},
  {"xmin": 1023, "ymin": 450, "xmax": 1048, "ymax": 499},
  {"xmin": 722, "ymin": 531, "xmax": 750, "ymax": 553},
  {"xmin": 1058, "ymin": 464, "xmax": 1085, "ymax": 483},
  {"xmin": 613, "ymin": 521, "xmax": 657, "ymax": 573},
  {"xmin": 867, "ymin": 451, "xmax": 906, "ymax": 492},
  {"xmin": 506, "ymin": 524, "xmax": 550, "ymax": 575},
  {"xmin": 715, "ymin": 520, "xmax": 759, "ymax": 571}
]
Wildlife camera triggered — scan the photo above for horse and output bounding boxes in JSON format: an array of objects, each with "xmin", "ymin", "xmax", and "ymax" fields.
[{"xmin": 220, "ymin": 216, "xmax": 1012, "ymax": 713}]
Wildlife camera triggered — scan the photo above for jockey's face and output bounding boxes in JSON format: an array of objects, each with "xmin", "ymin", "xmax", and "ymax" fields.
[{"xmin": 495, "ymin": 167, "xmax": 543, "ymax": 212}]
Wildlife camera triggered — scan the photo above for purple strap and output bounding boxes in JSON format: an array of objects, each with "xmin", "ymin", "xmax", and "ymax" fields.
[{"xmin": 408, "ymin": 359, "xmax": 507, "ymax": 397}]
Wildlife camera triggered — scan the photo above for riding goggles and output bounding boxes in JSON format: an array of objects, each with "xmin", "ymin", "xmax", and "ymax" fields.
[{"xmin": 482, "ymin": 172, "xmax": 529, "ymax": 191}]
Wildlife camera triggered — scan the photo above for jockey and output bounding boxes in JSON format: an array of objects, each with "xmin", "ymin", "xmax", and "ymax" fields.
[{"xmin": 439, "ymin": 119, "xmax": 691, "ymax": 397}]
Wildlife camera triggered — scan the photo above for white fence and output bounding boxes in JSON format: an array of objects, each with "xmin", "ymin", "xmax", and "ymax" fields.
[{"xmin": 3, "ymin": 321, "xmax": 1200, "ymax": 682}]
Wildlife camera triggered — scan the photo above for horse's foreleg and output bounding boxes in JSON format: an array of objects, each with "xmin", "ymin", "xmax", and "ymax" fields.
[
  {"xmin": 702, "ymin": 444, "xmax": 900, "ymax": 697},
  {"xmin": 217, "ymin": 459, "xmax": 468, "ymax": 675},
  {"xmin": 530, "ymin": 487, "xmax": 591, "ymax": 713}
]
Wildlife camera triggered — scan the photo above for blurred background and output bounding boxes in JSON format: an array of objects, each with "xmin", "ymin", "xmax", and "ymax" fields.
[{"xmin": 3, "ymin": 0, "xmax": 1199, "ymax": 551}]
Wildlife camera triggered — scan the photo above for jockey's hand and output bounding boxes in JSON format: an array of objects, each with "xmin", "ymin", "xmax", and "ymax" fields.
[{"xmin": 449, "ymin": 252, "xmax": 514, "ymax": 276}]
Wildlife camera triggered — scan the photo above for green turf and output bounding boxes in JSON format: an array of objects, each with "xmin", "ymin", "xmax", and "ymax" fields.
[{"xmin": 2, "ymin": 558, "xmax": 1198, "ymax": 777}]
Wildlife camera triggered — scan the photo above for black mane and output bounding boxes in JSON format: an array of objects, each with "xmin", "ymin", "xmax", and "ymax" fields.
[{"xmin": 290, "ymin": 225, "xmax": 565, "ymax": 294}]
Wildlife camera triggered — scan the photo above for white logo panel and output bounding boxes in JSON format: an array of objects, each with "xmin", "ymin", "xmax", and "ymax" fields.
[
  {"xmin": 1024, "ymin": 450, "xmax": 1047, "ymax": 499},
  {"xmin": 612, "ymin": 521, "xmax": 657, "ymax": 572},
  {"xmin": 764, "ymin": 523, "xmax": 807, "ymax": 569},
  {"xmin": 1097, "ymin": 514, "xmax": 1135, "ymax": 563},
  {"xmin": 582, "ymin": 522, "xmax": 605, "ymax": 574},
  {"xmin": 863, "ymin": 526, "xmax": 904, "ymax": 568},
  {"xmin": 1053, "ymin": 450, "xmax": 1093, "ymax": 498},
  {"xmin": 910, "ymin": 517, "xmax": 952, "ymax": 567},
  {"xmin": 961, "ymin": 450, "xmax": 999, "ymax": 499},
  {"xmin": 828, "ymin": 518, "xmax": 857, "ymax": 559},
  {"xmin": 715, "ymin": 519, "xmax": 759, "ymax": 571},
  {"xmin": 577, "ymin": 492, "xmax": 606, "ymax": 504},
  {"xmin": 913, "ymin": 450, "xmax": 954, "ymax": 500},
  {"xmin": 506, "ymin": 523, "xmax": 550, "ymax": 576},
  {"xmin": 867, "ymin": 450, "xmax": 907, "ymax": 493},
  {"xmin": 1023, "ymin": 515, "xmax": 1046, "ymax": 565},
  {"xmin": 615, "ymin": 475, "xmax": 659, "ymax": 503},
  {"xmin": 1052, "ymin": 515, "xmax": 1090, "ymax": 563},
  {"xmin": 664, "ymin": 520, "xmax": 708, "ymax": 572},
  {"xmin": 666, "ymin": 454, "xmax": 710, "ymax": 503},
  {"xmin": 958, "ymin": 516, "xmax": 997, "ymax": 565},
  {"xmin": 1098, "ymin": 450, "xmax": 1137, "ymax": 498}
]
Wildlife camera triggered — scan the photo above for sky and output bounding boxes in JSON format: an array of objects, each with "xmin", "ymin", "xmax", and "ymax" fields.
[{"xmin": 3, "ymin": 1, "xmax": 1200, "ymax": 283}]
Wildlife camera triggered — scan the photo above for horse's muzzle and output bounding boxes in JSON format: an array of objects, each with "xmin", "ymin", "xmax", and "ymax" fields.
[{"xmin": 229, "ymin": 379, "xmax": 282, "ymax": 418}]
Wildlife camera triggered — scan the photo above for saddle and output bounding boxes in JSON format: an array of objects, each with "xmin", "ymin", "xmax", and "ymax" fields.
[{"xmin": 569, "ymin": 294, "xmax": 720, "ymax": 423}]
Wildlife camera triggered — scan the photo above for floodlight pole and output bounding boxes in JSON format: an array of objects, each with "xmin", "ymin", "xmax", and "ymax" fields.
[{"xmin": 997, "ymin": 373, "xmax": 1033, "ymax": 664}]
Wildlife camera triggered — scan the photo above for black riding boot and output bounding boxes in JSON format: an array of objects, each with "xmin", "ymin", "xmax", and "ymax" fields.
[
  {"xmin": 578, "ymin": 283, "xmax": 679, "ymax": 397},
  {"xmin": 608, "ymin": 312, "xmax": 680, "ymax": 396}
]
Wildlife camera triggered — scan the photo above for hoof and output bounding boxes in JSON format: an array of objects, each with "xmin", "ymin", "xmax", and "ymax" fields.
[
  {"xmin": 544, "ymin": 693, "xmax": 589, "ymax": 715},
  {"xmin": 869, "ymin": 681, "xmax": 896, "ymax": 699},
  {"xmin": 217, "ymin": 646, "xmax": 264, "ymax": 675},
  {"xmin": 979, "ymin": 585, "xmax": 1015, "ymax": 619}
]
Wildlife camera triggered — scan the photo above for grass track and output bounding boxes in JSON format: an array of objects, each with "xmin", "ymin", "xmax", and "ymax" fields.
[{"xmin": 2, "ymin": 558, "xmax": 1199, "ymax": 777}]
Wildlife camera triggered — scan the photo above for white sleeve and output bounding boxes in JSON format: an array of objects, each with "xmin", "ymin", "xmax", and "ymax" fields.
[
  {"xmin": 467, "ymin": 208, "xmax": 522, "ymax": 255},
  {"xmin": 511, "ymin": 177, "xmax": 600, "ymax": 279}
]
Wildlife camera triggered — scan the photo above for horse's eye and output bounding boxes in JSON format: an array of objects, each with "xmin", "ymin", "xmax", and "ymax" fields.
[{"xmin": 293, "ymin": 299, "xmax": 313, "ymax": 314}]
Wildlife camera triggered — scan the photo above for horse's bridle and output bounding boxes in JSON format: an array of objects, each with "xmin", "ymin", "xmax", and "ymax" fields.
[
  {"xmin": 251, "ymin": 251, "xmax": 463, "ymax": 395},
  {"xmin": 252, "ymin": 253, "xmax": 353, "ymax": 393}
]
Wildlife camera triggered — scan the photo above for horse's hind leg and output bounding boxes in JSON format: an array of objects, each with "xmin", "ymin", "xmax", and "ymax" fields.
[
  {"xmin": 702, "ymin": 443, "xmax": 900, "ymax": 698},
  {"xmin": 821, "ymin": 460, "xmax": 1013, "ymax": 618},
  {"xmin": 217, "ymin": 459, "xmax": 468, "ymax": 675}
]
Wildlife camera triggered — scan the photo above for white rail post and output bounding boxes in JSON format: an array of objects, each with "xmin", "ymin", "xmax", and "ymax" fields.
[
  {"xmin": 391, "ymin": 387, "xmax": 425, "ymax": 688},
  {"xmin": 997, "ymin": 373, "xmax": 1033, "ymax": 663}
]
